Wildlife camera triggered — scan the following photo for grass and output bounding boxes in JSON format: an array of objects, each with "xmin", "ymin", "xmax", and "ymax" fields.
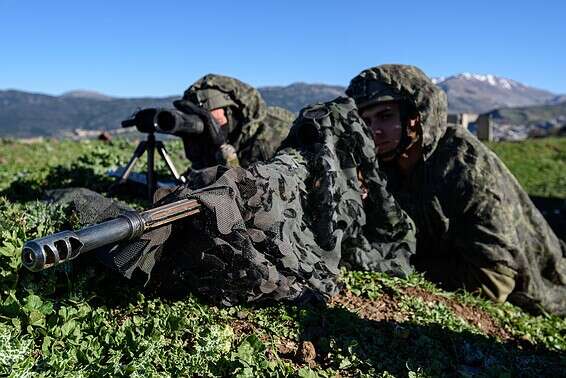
[
  {"xmin": 0, "ymin": 136, "xmax": 565, "ymax": 376},
  {"xmin": 487, "ymin": 137, "xmax": 566, "ymax": 198}
]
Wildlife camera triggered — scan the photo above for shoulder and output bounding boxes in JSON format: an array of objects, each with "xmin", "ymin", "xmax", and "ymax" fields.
[
  {"xmin": 425, "ymin": 125, "xmax": 519, "ymax": 215},
  {"xmin": 265, "ymin": 106, "xmax": 296, "ymax": 126},
  {"xmin": 251, "ymin": 106, "xmax": 295, "ymax": 143},
  {"xmin": 429, "ymin": 125, "xmax": 503, "ymax": 186}
]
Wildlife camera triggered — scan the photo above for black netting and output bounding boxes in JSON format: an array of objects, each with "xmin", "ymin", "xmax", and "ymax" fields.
[{"xmin": 53, "ymin": 98, "xmax": 417, "ymax": 306}]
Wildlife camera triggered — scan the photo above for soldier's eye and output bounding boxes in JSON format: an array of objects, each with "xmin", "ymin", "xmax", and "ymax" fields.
[{"xmin": 361, "ymin": 117, "xmax": 370, "ymax": 125}]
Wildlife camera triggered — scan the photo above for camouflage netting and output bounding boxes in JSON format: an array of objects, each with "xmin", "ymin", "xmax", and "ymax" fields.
[
  {"xmin": 53, "ymin": 97, "xmax": 416, "ymax": 306},
  {"xmin": 46, "ymin": 188, "xmax": 132, "ymax": 225},
  {"xmin": 149, "ymin": 97, "xmax": 416, "ymax": 305},
  {"xmin": 181, "ymin": 74, "xmax": 294, "ymax": 169},
  {"xmin": 45, "ymin": 188, "xmax": 171, "ymax": 280},
  {"xmin": 348, "ymin": 65, "xmax": 566, "ymax": 315}
]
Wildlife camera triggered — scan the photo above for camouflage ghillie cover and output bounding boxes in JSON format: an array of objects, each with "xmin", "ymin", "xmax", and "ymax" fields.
[
  {"xmin": 57, "ymin": 98, "xmax": 416, "ymax": 306},
  {"xmin": 183, "ymin": 74, "xmax": 294, "ymax": 168},
  {"xmin": 348, "ymin": 65, "xmax": 566, "ymax": 315},
  {"xmin": 149, "ymin": 97, "xmax": 415, "ymax": 305}
]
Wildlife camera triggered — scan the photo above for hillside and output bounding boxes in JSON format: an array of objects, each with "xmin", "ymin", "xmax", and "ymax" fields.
[
  {"xmin": 487, "ymin": 101, "xmax": 566, "ymax": 129},
  {"xmin": 0, "ymin": 90, "xmax": 176, "ymax": 138},
  {"xmin": 476, "ymin": 101, "xmax": 566, "ymax": 141},
  {"xmin": 0, "ymin": 137, "xmax": 564, "ymax": 376},
  {"xmin": 0, "ymin": 86, "xmax": 344, "ymax": 138},
  {"xmin": 259, "ymin": 82, "xmax": 345, "ymax": 113},
  {"xmin": 1, "ymin": 73, "xmax": 563, "ymax": 138}
]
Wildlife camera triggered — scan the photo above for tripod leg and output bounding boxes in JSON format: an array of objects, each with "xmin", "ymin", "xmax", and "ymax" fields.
[
  {"xmin": 156, "ymin": 142, "xmax": 186, "ymax": 183},
  {"xmin": 147, "ymin": 134, "xmax": 156, "ymax": 201},
  {"xmin": 116, "ymin": 141, "xmax": 147, "ymax": 184}
]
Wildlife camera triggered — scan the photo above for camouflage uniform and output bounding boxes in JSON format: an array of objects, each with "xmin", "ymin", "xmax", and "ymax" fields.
[
  {"xmin": 60, "ymin": 98, "xmax": 416, "ymax": 306},
  {"xmin": 179, "ymin": 74, "xmax": 294, "ymax": 169},
  {"xmin": 347, "ymin": 64, "xmax": 566, "ymax": 315}
]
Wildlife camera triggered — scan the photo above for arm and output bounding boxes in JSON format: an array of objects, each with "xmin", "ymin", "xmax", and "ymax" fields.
[{"xmin": 438, "ymin": 153, "xmax": 520, "ymax": 302}]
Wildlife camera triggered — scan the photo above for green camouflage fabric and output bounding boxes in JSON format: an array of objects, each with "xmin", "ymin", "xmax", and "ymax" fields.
[
  {"xmin": 183, "ymin": 74, "xmax": 294, "ymax": 168},
  {"xmin": 149, "ymin": 97, "xmax": 416, "ymax": 305},
  {"xmin": 347, "ymin": 64, "xmax": 566, "ymax": 315},
  {"xmin": 56, "ymin": 98, "xmax": 416, "ymax": 305}
]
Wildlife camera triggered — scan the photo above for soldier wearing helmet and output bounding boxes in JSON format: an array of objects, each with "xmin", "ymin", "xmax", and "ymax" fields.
[
  {"xmin": 346, "ymin": 64, "xmax": 566, "ymax": 315},
  {"xmin": 176, "ymin": 74, "xmax": 294, "ymax": 171}
]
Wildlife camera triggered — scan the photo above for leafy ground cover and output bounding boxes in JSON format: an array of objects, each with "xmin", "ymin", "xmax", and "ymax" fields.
[
  {"xmin": 0, "ymin": 136, "xmax": 565, "ymax": 376},
  {"xmin": 487, "ymin": 137, "xmax": 566, "ymax": 198}
]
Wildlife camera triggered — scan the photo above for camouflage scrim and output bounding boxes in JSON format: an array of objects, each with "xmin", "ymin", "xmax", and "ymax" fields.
[
  {"xmin": 144, "ymin": 97, "xmax": 416, "ymax": 305},
  {"xmin": 53, "ymin": 98, "xmax": 416, "ymax": 305},
  {"xmin": 182, "ymin": 74, "xmax": 294, "ymax": 168},
  {"xmin": 348, "ymin": 65, "xmax": 566, "ymax": 315}
]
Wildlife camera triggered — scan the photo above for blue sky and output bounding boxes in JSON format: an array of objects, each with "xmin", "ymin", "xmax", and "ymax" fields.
[{"xmin": 1, "ymin": 0, "xmax": 564, "ymax": 97}]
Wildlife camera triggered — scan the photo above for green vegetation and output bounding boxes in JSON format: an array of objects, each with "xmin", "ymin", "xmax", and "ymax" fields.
[
  {"xmin": 487, "ymin": 138, "xmax": 566, "ymax": 198},
  {"xmin": 0, "ymin": 137, "xmax": 565, "ymax": 376}
]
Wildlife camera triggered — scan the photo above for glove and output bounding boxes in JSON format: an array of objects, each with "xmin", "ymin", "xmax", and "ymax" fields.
[{"xmin": 216, "ymin": 143, "xmax": 240, "ymax": 168}]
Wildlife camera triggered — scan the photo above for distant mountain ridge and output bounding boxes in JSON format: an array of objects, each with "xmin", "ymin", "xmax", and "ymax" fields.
[
  {"xmin": 60, "ymin": 90, "xmax": 113, "ymax": 101},
  {"xmin": 0, "ymin": 85, "xmax": 348, "ymax": 138},
  {"xmin": 0, "ymin": 90, "xmax": 176, "ymax": 138},
  {"xmin": 433, "ymin": 73, "xmax": 556, "ymax": 114},
  {"xmin": 1, "ymin": 74, "xmax": 564, "ymax": 138},
  {"xmin": 259, "ymin": 82, "xmax": 345, "ymax": 113},
  {"xmin": 481, "ymin": 101, "xmax": 566, "ymax": 140}
]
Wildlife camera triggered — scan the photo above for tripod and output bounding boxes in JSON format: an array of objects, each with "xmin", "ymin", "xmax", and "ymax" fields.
[{"xmin": 114, "ymin": 133, "xmax": 186, "ymax": 201}]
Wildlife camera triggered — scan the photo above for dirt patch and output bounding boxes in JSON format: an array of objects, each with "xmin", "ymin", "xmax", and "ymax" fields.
[
  {"xmin": 329, "ymin": 287, "xmax": 510, "ymax": 341},
  {"xmin": 230, "ymin": 319, "xmax": 257, "ymax": 337},
  {"xmin": 228, "ymin": 317, "xmax": 319, "ymax": 368},
  {"xmin": 329, "ymin": 289, "xmax": 405, "ymax": 322},
  {"xmin": 402, "ymin": 286, "xmax": 511, "ymax": 340}
]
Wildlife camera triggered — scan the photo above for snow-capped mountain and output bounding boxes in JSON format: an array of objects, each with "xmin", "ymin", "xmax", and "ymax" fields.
[
  {"xmin": 433, "ymin": 73, "xmax": 526, "ymax": 90},
  {"xmin": 2, "ymin": 76, "xmax": 564, "ymax": 139},
  {"xmin": 433, "ymin": 73, "xmax": 556, "ymax": 114}
]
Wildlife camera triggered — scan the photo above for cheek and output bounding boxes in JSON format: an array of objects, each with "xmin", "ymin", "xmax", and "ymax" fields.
[{"xmin": 210, "ymin": 108, "xmax": 228, "ymax": 126}]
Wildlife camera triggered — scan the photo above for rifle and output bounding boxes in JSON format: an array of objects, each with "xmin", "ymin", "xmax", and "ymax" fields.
[{"xmin": 21, "ymin": 198, "xmax": 201, "ymax": 272}]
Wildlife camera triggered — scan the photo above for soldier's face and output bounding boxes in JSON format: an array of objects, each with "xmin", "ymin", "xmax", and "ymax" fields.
[
  {"xmin": 360, "ymin": 101, "xmax": 403, "ymax": 158},
  {"xmin": 210, "ymin": 107, "xmax": 228, "ymax": 127}
]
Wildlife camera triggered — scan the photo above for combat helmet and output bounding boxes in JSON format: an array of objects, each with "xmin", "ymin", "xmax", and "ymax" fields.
[
  {"xmin": 346, "ymin": 65, "xmax": 423, "ymax": 160},
  {"xmin": 182, "ymin": 87, "xmax": 236, "ymax": 111}
]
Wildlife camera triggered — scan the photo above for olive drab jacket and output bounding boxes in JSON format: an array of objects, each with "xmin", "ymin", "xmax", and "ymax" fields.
[
  {"xmin": 182, "ymin": 74, "xmax": 294, "ymax": 169},
  {"xmin": 347, "ymin": 65, "xmax": 566, "ymax": 315}
]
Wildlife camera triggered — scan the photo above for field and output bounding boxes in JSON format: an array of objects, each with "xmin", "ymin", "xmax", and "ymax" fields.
[{"xmin": 0, "ymin": 136, "xmax": 565, "ymax": 376}]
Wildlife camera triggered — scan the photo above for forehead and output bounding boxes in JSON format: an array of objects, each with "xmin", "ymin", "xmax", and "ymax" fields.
[{"xmin": 359, "ymin": 101, "xmax": 400, "ymax": 117}]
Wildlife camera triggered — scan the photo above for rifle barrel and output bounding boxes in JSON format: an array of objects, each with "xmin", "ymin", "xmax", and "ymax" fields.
[{"xmin": 21, "ymin": 198, "xmax": 200, "ymax": 272}]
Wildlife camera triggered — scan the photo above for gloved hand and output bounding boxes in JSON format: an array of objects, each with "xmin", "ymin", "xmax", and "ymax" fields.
[{"xmin": 216, "ymin": 143, "xmax": 240, "ymax": 168}]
